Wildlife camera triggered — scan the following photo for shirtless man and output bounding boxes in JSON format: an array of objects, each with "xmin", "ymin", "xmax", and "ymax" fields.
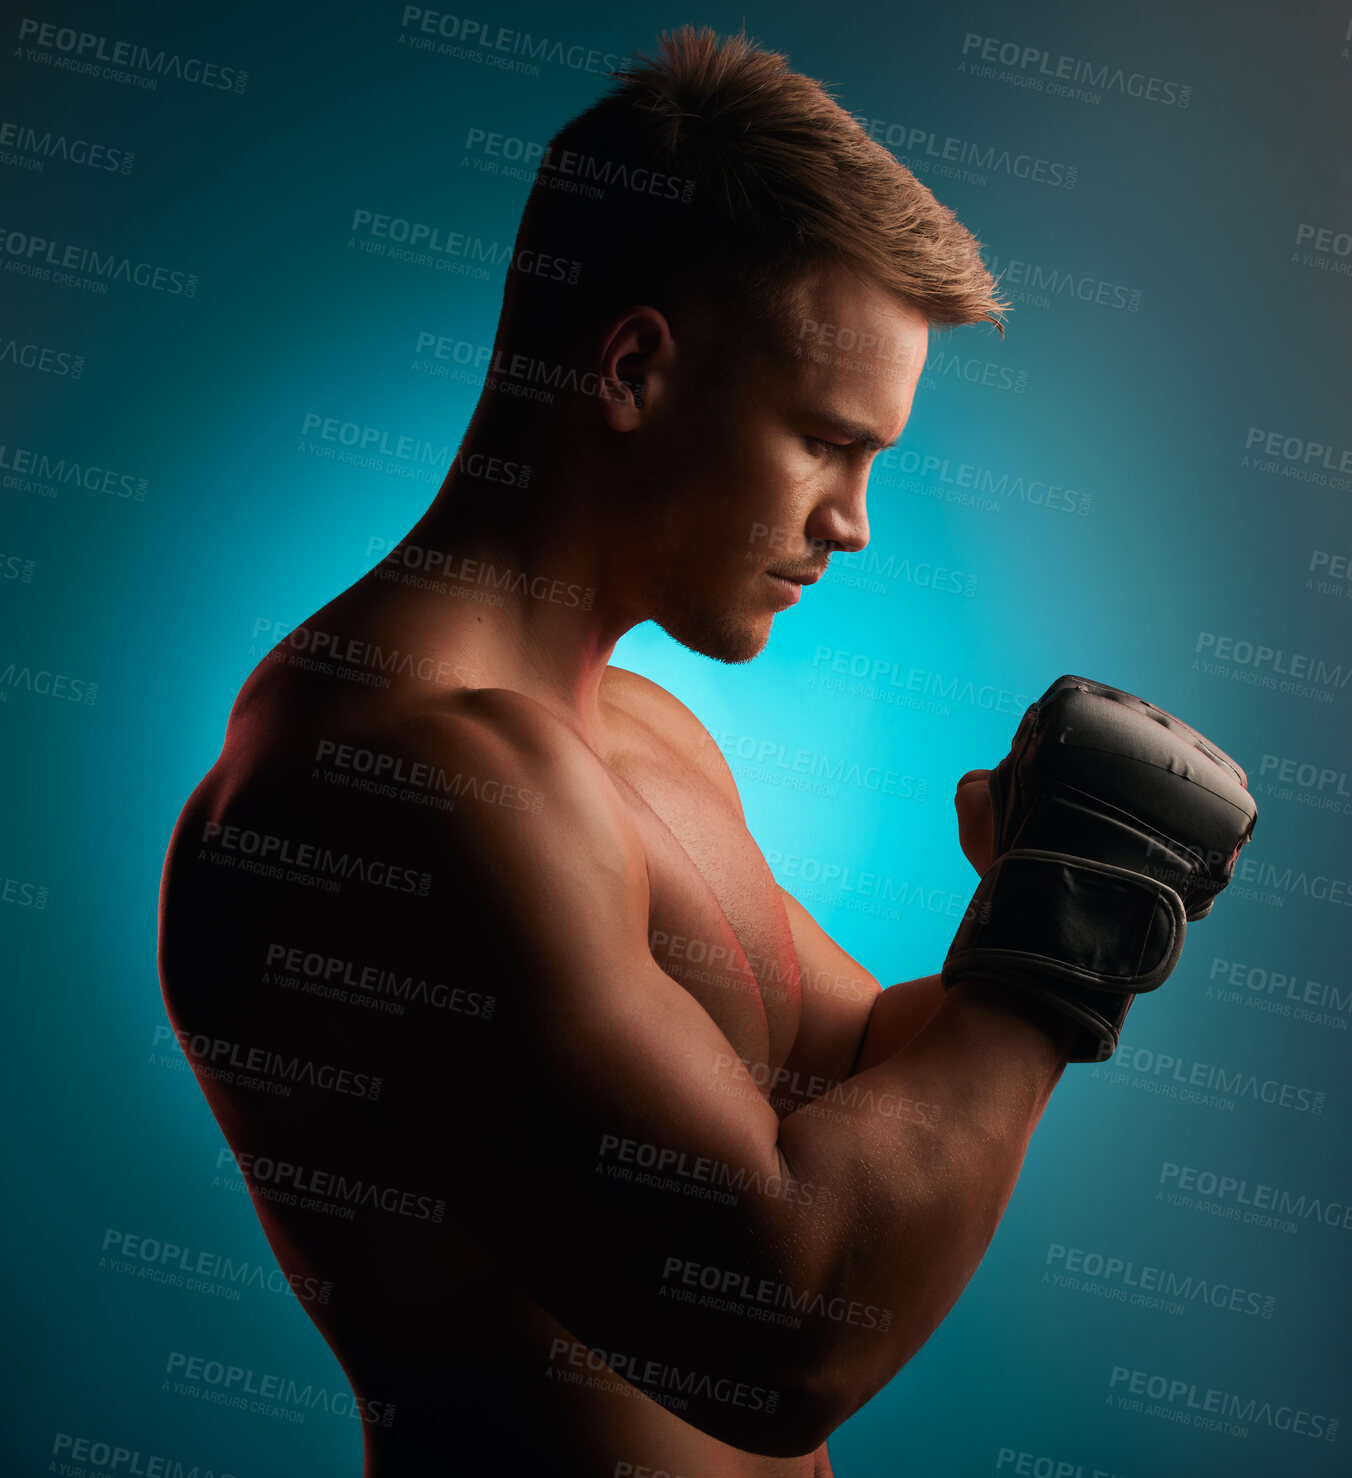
[{"xmin": 158, "ymin": 28, "xmax": 1255, "ymax": 1476}]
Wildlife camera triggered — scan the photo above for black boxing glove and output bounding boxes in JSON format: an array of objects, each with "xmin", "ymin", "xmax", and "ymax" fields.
[{"xmin": 941, "ymin": 675, "xmax": 1258, "ymax": 1062}]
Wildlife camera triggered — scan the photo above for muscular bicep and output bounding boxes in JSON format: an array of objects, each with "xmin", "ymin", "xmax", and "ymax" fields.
[
  {"xmin": 401, "ymin": 697, "xmax": 815, "ymax": 1402},
  {"xmin": 435, "ymin": 702, "xmax": 778, "ymax": 1162},
  {"xmin": 775, "ymin": 886, "xmax": 882, "ymax": 1098}
]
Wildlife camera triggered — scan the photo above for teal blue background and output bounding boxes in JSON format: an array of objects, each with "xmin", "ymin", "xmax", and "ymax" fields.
[{"xmin": 3, "ymin": 1, "xmax": 1350, "ymax": 1472}]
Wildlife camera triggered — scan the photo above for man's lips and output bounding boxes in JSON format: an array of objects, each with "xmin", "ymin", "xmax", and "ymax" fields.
[
  {"xmin": 767, "ymin": 569, "xmax": 825, "ymax": 585},
  {"xmin": 765, "ymin": 568, "xmax": 823, "ymax": 607}
]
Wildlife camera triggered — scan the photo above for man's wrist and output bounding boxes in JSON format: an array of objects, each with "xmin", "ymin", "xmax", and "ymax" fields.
[{"xmin": 943, "ymin": 975, "xmax": 1079, "ymax": 1059}]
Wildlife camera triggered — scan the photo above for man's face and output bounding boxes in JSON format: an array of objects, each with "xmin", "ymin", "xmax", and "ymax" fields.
[{"xmin": 633, "ymin": 260, "xmax": 929, "ymax": 664}]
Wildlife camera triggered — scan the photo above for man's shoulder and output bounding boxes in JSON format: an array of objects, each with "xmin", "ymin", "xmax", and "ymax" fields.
[
  {"xmin": 174, "ymin": 682, "xmax": 645, "ymax": 912},
  {"xmin": 602, "ymin": 665, "xmax": 743, "ymax": 814},
  {"xmin": 322, "ymin": 685, "xmax": 607, "ymax": 806},
  {"xmin": 602, "ymin": 664, "xmax": 704, "ymax": 733}
]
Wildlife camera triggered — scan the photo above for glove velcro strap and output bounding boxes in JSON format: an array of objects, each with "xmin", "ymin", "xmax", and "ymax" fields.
[
  {"xmin": 989, "ymin": 980, "xmax": 1134, "ymax": 1064},
  {"xmin": 942, "ymin": 849, "xmax": 1187, "ymax": 995}
]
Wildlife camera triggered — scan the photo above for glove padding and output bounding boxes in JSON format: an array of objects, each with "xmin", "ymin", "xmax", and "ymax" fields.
[{"xmin": 941, "ymin": 675, "xmax": 1258, "ymax": 1062}]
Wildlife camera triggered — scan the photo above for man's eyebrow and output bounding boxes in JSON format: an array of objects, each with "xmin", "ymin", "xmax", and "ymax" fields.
[{"xmin": 817, "ymin": 412, "xmax": 902, "ymax": 451}]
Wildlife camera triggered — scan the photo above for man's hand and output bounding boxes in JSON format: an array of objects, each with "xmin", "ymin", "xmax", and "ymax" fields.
[
  {"xmin": 383, "ymin": 687, "xmax": 1078, "ymax": 1456},
  {"xmin": 942, "ymin": 675, "xmax": 1258, "ymax": 1062},
  {"xmin": 954, "ymin": 768, "xmax": 995, "ymax": 875}
]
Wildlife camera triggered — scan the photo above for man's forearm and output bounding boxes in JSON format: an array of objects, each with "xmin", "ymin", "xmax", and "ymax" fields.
[
  {"xmin": 770, "ymin": 977, "xmax": 1074, "ymax": 1437},
  {"xmin": 849, "ymin": 972, "xmax": 948, "ymax": 1076}
]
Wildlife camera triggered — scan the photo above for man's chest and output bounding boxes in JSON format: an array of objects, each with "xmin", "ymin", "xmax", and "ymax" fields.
[{"xmin": 598, "ymin": 719, "xmax": 802, "ymax": 1076}]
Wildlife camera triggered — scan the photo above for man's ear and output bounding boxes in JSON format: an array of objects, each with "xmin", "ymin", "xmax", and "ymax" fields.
[{"xmin": 597, "ymin": 306, "xmax": 673, "ymax": 433}]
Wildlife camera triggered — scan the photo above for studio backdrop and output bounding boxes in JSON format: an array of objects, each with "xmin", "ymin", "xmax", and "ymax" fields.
[{"xmin": 3, "ymin": 1, "xmax": 1350, "ymax": 1473}]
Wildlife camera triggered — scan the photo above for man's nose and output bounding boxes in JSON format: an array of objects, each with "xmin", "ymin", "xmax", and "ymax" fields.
[{"xmin": 807, "ymin": 480, "xmax": 869, "ymax": 554}]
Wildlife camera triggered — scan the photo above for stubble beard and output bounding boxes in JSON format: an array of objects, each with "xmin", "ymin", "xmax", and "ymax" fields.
[{"xmin": 648, "ymin": 567, "xmax": 772, "ymax": 666}]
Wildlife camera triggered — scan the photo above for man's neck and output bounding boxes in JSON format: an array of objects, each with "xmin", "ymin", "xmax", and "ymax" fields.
[{"xmin": 385, "ymin": 452, "xmax": 641, "ymax": 746}]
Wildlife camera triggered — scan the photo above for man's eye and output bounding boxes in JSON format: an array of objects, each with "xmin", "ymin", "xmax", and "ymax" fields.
[{"xmin": 806, "ymin": 436, "xmax": 848, "ymax": 455}]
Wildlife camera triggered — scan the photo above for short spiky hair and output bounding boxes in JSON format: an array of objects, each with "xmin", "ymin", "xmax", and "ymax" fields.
[{"xmin": 494, "ymin": 26, "xmax": 1007, "ymax": 367}]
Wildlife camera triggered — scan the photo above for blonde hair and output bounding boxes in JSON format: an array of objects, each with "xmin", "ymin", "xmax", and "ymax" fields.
[{"xmin": 495, "ymin": 25, "xmax": 1007, "ymax": 365}]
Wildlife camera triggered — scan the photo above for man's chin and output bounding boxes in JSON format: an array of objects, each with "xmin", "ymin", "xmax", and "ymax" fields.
[{"xmin": 656, "ymin": 607, "xmax": 772, "ymax": 666}]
